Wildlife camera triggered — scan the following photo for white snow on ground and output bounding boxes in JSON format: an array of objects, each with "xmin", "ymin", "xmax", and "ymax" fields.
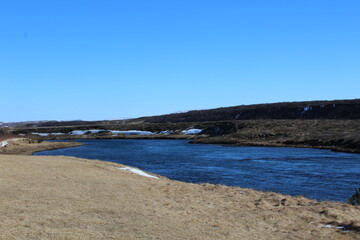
[
  {"xmin": 159, "ymin": 130, "xmax": 173, "ymax": 135},
  {"xmin": 110, "ymin": 130, "xmax": 154, "ymax": 135},
  {"xmin": 70, "ymin": 130, "xmax": 105, "ymax": 135},
  {"xmin": 32, "ymin": 132, "xmax": 65, "ymax": 136},
  {"xmin": 69, "ymin": 130, "xmax": 87, "ymax": 135},
  {"xmin": 30, "ymin": 129, "xmax": 204, "ymax": 136},
  {"xmin": 301, "ymin": 106, "xmax": 313, "ymax": 114},
  {"xmin": 32, "ymin": 130, "xmax": 155, "ymax": 136},
  {"xmin": 31, "ymin": 132, "xmax": 50, "ymax": 136},
  {"xmin": 319, "ymin": 225, "xmax": 350, "ymax": 232},
  {"xmin": 320, "ymin": 224, "xmax": 333, "ymax": 228},
  {"xmin": 182, "ymin": 129, "xmax": 202, "ymax": 135},
  {"xmin": 0, "ymin": 141, "xmax": 8, "ymax": 147},
  {"xmin": 117, "ymin": 167, "xmax": 159, "ymax": 179}
]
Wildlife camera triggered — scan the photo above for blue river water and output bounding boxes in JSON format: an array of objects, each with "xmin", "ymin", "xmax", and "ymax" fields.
[{"xmin": 34, "ymin": 139, "xmax": 360, "ymax": 202}]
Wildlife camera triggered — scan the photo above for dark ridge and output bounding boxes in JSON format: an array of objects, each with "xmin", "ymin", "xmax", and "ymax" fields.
[
  {"xmin": 2, "ymin": 99, "xmax": 360, "ymax": 128},
  {"xmin": 137, "ymin": 99, "xmax": 360, "ymax": 123}
]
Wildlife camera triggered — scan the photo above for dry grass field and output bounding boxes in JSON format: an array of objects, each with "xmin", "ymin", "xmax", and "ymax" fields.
[
  {"xmin": 0, "ymin": 140, "xmax": 360, "ymax": 239},
  {"xmin": 0, "ymin": 138, "xmax": 82, "ymax": 155}
]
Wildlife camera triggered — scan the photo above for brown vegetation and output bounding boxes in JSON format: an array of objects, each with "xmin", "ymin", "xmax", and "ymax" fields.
[
  {"xmin": 0, "ymin": 138, "xmax": 82, "ymax": 155},
  {"xmin": 0, "ymin": 128, "xmax": 14, "ymax": 141},
  {"xmin": 10, "ymin": 119, "xmax": 360, "ymax": 154},
  {"xmin": 138, "ymin": 99, "xmax": 360, "ymax": 123},
  {"xmin": 192, "ymin": 119, "xmax": 360, "ymax": 153},
  {"xmin": 1, "ymin": 154, "xmax": 360, "ymax": 239}
]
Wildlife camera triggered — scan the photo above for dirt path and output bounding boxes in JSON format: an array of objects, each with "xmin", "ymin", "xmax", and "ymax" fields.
[{"xmin": 0, "ymin": 153, "xmax": 359, "ymax": 239}]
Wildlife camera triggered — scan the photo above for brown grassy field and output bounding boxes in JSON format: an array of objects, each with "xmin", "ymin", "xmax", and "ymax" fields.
[
  {"xmin": 0, "ymin": 141, "xmax": 360, "ymax": 239},
  {"xmin": 0, "ymin": 138, "xmax": 82, "ymax": 155},
  {"xmin": 190, "ymin": 120, "xmax": 360, "ymax": 153}
]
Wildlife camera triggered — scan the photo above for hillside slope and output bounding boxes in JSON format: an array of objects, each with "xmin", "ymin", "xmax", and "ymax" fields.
[{"xmin": 138, "ymin": 99, "xmax": 360, "ymax": 123}]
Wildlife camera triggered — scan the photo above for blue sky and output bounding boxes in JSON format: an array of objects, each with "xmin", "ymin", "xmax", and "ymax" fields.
[{"xmin": 1, "ymin": 0, "xmax": 359, "ymax": 122}]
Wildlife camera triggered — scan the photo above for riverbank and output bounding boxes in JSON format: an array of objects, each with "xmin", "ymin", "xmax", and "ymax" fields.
[
  {"xmin": 190, "ymin": 137, "xmax": 360, "ymax": 154},
  {"xmin": 33, "ymin": 138, "xmax": 360, "ymax": 203},
  {"xmin": 0, "ymin": 140, "xmax": 359, "ymax": 239},
  {"xmin": 35, "ymin": 134, "xmax": 360, "ymax": 155},
  {"xmin": 0, "ymin": 138, "xmax": 83, "ymax": 155}
]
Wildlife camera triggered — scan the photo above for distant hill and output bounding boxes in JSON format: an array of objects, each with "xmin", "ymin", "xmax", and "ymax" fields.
[
  {"xmin": 3, "ymin": 99, "xmax": 360, "ymax": 128},
  {"xmin": 138, "ymin": 99, "xmax": 360, "ymax": 123}
]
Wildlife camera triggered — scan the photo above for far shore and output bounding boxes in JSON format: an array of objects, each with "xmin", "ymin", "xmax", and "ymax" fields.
[
  {"xmin": 31, "ymin": 134, "xmax": 360, "ymax": 155},
  {"xmin": 9, "ymin": 118, "xmax": 360, "ymax": 155}
]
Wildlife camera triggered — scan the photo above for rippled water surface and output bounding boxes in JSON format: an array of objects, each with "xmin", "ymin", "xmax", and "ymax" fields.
[{"xmin": 34, "ymin": 139, "xmax": 360, "ymax": 202}]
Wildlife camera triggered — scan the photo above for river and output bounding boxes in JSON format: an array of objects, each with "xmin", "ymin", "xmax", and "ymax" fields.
[{"xmin": 34, "ymin": 139, "xmax": 360, "ymax": 202}]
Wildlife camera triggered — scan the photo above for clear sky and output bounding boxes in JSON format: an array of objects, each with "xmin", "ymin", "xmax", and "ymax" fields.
[{"xmin": 1, "ymin": 0, "xmax": 359, "ymax": 122}]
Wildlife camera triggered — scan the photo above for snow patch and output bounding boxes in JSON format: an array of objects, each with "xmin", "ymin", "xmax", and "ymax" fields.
[
  {"xmin": 182, "ymin": 129, "xmax": 202, "ymax": 135},
  {"xmin": 319, "ymin": 225, "xmax": 350, "ymax": 232},
  {"xmin": 70, "ymin": 130, "xmax": 86, "ymax": 135},
  {"xmin": 31, "ymin": 132, "xmax": 50, "ymax": 136},
  {"xmin": 118, "ymin": 167, "xmax": 159, "ymax": 179},
  {"xmin": 0, "ymin": 141, "xmax": 8, "ymax": 147},
  {"xmin": 51, "ymin": 133, "xmax": 65, "ymax": 136},
  {"xmin": 320, "ymin": 224, "xmax": 333, "ymax": 228},
  {"xmin": 31, "ymin": 132, "xmax": 65, "ymax": 136},
  {"xmin": 110, "ymin": 130, "xmax": 154, "ymax": 135},
  {"xmin": 70, "ymin": 130, "xmax": 105, "ymax": 135},
  {"xmin": 301, "ymin": 106, "xmax": 312, "ymax": 114},
  {"xmin": 159, "ymin": 130, "xmax": 173, "ymax": 135}
]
